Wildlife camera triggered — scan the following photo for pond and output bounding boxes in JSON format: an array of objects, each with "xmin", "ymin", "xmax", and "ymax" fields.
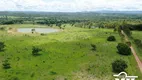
[{"xmin": 17, "ymin": 28, "xmax": 59, "ymax": 33}]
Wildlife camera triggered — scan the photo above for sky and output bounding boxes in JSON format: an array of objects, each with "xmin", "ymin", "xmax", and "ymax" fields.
[{"xmin": 0, "ymin": 0, "xmax": 142, "ymax": 12}]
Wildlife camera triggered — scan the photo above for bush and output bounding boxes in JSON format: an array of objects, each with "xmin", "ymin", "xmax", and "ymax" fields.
[
  {"xmin": 0, "ymin": 27, "xmax": 6, "ymax": 31},
  {"xmin": 117, "ymin": 43, "xmax": 131, "ymax": 55},
  {"xmin": 112, "ymin": 59, "xmax": 128, "ymax": 73},
  {"xmin": 32, "ymin": 47, "xmax": 42, "ymax": 56},
  {"xmin": 107, "ymin": 36, "xmax": 116, "ymax": 41},
  {"xmin": 31, "ymin": 72, "xmax": 35, "ymax": 77},
  {"xmin": 2, "ymin": 59, "xmax": 11, "ymax": 69},
  {"xmin": 49, "ymin": 71, "xmax": 57, "ymax": 75},
  {"xmin": 0, "ymin": 42, "xmax": 5, "ymax": 52},
  {"xmin": 91, "ymin": 44, "xmax": 96, "ymax": 51},
  {"xmin": 40, "ymin": 33, "xmax": 46, "ymax": 36}
]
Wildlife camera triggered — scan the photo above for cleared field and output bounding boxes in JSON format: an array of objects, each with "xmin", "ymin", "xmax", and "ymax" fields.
[{"xmin": 0, "ymin": 25, "xmax": 141, "ymax": 80}]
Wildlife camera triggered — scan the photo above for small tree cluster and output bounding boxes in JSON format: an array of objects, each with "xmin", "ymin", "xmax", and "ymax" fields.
[
  {"xmin": 117, "ymin": 43, "xmax": 131, "ymax": 55},
  {"xmin": 107, "ymin": 36, "xmax": 116, "ymax": 41},
  {"xmin": 32, "ymin": 47, "xmax": 42, "ymax": 56},
  {"xmin": 2, "ymin": 59, "xmax": 11, "ymax": 69},
  {"xmin": 112, "ymin": 59, "xmax": 128, "ymax": 73}
]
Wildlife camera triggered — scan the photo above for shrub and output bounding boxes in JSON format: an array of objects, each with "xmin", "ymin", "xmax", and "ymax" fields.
[
  {"xmin": 2, "ymin": 59, "xmax": 11, "ymax": 69},
  {"xmin": 117, "ymin": 43, "xmax": 131, "ymax": 55},
  {"xmin": 49, "ymin": 71, "xmax": 57, "ymax": 75},
  {"xmin": 91, "ymin": 44, "xmax": 96, "ymax": 51},
  {"xmin": 112, "ymin": 59, "xmax": 128, "ymax": 73},
  {"xmin": 0, "ymin": 42, "xmax": 5, "ymax": 52},
  {"xmin": 32, "ymin": 47, "xmax": 42, "ymax": 56},
  {"xmin": 31, "ymin": 72, "xmax": 35, "ymax": 77},
  {"xmin": 0, "ymin": 27, "xmax": 6, "ymax": 31},
  {"xmin": 40, "ymin": 33, "xmax": 46, "ymax": 36},
  {"xmin": 107, "ymin": 36, "xmax": 116, "ymax": 41}
]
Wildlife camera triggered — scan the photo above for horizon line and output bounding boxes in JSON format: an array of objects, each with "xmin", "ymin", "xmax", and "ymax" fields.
[{"xmin": 0, "ymin": 10, "xmax": 142, "ymax": 13}]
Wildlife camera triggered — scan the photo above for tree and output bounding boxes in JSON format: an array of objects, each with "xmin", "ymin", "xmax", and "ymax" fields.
[
  {"xmin": 112, "ymin": 59, "xmax": 128, "ymax": 73},
  {"xmin": 107, "ymin": 36, "xmax": 116, "ymax": 41},
  {"xmin": 2, "ymin": 59, "xmax": 11, "ymax": 69},
  {"xmin": 32, "ymin": 47, "xmax": 42, "ymax": 56},
  {"xmin": 2, "ymin": 20, "xmax": 15, "ymax": 25},
  {"xmin": 0, "ymin": 42, "xmax": 5, "ymax": 51},
  {"xmin": 117, "ymin": 43, "xmax": 131, "ymax": 55}
]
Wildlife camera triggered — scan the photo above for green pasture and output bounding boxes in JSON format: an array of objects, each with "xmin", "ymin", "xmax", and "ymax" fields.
[{"xmin": 0, "ymin": 25, "xmax": 141, "ymax": 80}]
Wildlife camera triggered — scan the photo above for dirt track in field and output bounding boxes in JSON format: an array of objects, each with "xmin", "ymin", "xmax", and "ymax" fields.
[{"xmin": 121, "ymin": 30, "xmax": 142, "ymax": 73}]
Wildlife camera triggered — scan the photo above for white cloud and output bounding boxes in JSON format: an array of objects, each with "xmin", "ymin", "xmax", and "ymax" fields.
[{"xmin": 0, "ymin": 0, "xmax": 142, "ymax": 12}]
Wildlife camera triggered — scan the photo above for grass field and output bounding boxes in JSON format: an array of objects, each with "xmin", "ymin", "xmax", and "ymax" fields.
[{"xmin": 0, "ymin": 24, "xmax": 141, "ymax": 80}]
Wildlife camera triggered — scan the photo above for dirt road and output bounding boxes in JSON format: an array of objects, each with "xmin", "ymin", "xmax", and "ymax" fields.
[{"xmin": 121, "ymin": 30, "xmax": 142, "ymax": 73}]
